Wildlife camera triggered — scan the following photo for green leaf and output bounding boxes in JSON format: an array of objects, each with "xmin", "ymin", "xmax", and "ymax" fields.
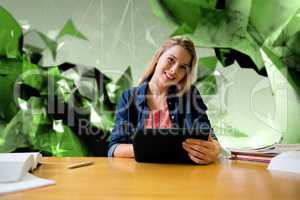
[
  {"xmin": 23, "ymin": 30, "xmax": 58, "ymax": 60},
  {"xmin": 89, "ymin": 97, "xmax": 114, "ymax": 132},
  {"xmin": 56, "ymin": 78, "xmax": 75, "ymax": 102},
  {"xmin": 57, "ymin": 19, "xmax": 88, "ymax": 41},
  {"xmin": 195, "ymin": 56, "xmax": 218, "ymax": 95},
  {"xmin": 270, "ymin": 9, "xmax": 300, "ymax": 72},
  {"xmin": 197, "ymin": 56, "xmax": 217, "ymax": 79},
  {"xmin": 248, "ymin": 0, "xmax": 300, "ymax": 44},
  {"xmin": 193, "ymin": 7, "xmax": 263, "ymax": 69},
  {"xmin": 150, "ymin": 2, "xmax": 264, "ymax": 70},
  {"xmin": 261, "ymin": 46, "xmax": 300, "ymax": 97},
  {"xmin": 107, "ymin": 66, "xmax": 133, "ymax": 104},
  {"xmin": 180, "ymin": 0, "xmax": 217, "ymax": 8},
  {"xmin": 0, "ymin": 111, "xmax": 29, "ymax": 152},
  {"xmin": 21, "ymin": 62, "xmax": 45, "ymax": 91},
  {"xmin": 62, "ymin": 65, "xmax": 110, "ymax": 101},
  {"xmin": 195, "ymin": 75, "xmax": 217, "ymax": 95},
  {"xmin": 115, "ymin": 66, "xmax": 133, "ymax": 98},
  {"xmin": 171, "ymin": 23, "xmax": 194, "ymax": 36},
  {"xmin": 20, "ymin": 103, "xmax": 88, "ymax": 156},
  {"xmin": 0, "ymin": 6, "xmax": 22, "ymax": 59},
  {"xmin": 150, "ymin": 0, "xmax": 217, "ymax": 27},
  {"xmin": 30, "ymin": 121, "xmax": 88, "ymax": 156},
  {"xmin": 149, "ymin": 0, "xmax": 178, "ymax": 26},
  {"xmin": 0, "ymin": 59, "xmax": 23, "ymax": 122},
  {"xmin": 214, "ymin": 48, "xmax": 234, "ymax": 66}
]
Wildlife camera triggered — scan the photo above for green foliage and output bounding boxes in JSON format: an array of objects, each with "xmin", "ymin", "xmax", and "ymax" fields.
[
  {"xmin": 0, "ymin": 59, "xmax": 22, "ymax": 121},
  {"xmin": 150, "ymin": 0, "xmax": 300, "ymax": 93},
  {"xmin": 195, "ymin": 56, "xmax": 217, "ymax": 95},
  {"xmin": 0, "ymin": 7, "xmax": 133, "ymax": 155},
  {"xmin": 150, "ymin": 0, "xmax": 300, "ymax": 144},
  {"xmin": 106, "ymin": 66, "xmax": 133, "ymax": 104},
  {"xmin": 0, "ymin": 6, "xmax": 22, "ymax": 59},
  {"xmin": 57, "ymin": 19, "xmax": 88, "ymax": 41}
]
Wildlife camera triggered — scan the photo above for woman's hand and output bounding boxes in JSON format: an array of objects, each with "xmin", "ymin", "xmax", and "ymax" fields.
[
  {"xmin": 182, "ymin": 134, "xmax": 220, "ymax": 165},
  {"xmin": 113, "ymin": 144, "xmax": 134, "ymax": 158}
]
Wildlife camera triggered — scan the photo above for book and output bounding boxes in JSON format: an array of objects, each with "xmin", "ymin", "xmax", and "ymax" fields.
[
  {"xmin": 228, "ymin": 144, "xmax": 300, "ymax": 163},
  {"xmin": 229, "ymin": 144, "xmax": 300, "ymax": 155},
  {"xmin": 0, "ymin": 152, "xmax": 42, "ymax": 183},
  {"xmin": 230, "ymin": 153, "xmax": 273, "ymax": 163}
]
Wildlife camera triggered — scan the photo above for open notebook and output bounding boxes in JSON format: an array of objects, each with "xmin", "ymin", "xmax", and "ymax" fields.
[{"xmin": 0, "ymin": 152, "xmax": 55, "ymax": 195}]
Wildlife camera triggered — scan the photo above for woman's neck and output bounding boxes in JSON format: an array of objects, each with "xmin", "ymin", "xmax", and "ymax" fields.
[
  {"xmin": 148, "ymin": 77, "xmax": 167, "ymax": 97},
  {"xmin": 147, "ymin": 78, "xmax": 168, "ymax": 111}
]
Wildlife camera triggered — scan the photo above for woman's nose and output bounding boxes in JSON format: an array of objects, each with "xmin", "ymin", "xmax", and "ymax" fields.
[{"xmin": 169, "ymin": 64, "xmax": 177, "ymax": 74}]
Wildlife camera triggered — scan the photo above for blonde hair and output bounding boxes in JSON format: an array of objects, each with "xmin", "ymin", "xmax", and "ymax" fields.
[{"xmin": 138, "ymin": 36, "xmax": 197, "ymax": 96}]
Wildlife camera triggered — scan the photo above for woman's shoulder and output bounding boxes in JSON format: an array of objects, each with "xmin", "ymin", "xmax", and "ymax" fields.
[
  {"xmin": 185, "ymin": 84, "xmax": 208, "ymax": 111},
  {"xmin": 120, "ymin": 87, "xmax": 135, "ymax": 99},
  {"xmin": 183, "ymin": 84, "xmax": 201, "ymax": 96},
  {"xmin": 119, "ymin": 85, "xmax": 142, "ymax": 101}
]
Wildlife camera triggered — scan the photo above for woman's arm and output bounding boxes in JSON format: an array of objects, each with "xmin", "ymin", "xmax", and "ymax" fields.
[
  {"xmin": 108, "ymin": 89, "xmax": 136, "ymax": 157},
  {"xmin": 189, "ymin": 85, "xmax": 215, "ymax": 136},
  {"xmin": 183, "ymin": 85, "xmax": 220, "ymax": 164}
]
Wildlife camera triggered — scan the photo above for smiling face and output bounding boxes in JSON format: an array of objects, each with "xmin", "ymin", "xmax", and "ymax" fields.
[{"xmin": 152, "ymin": 45, "xmax": 192, "ymax": 90}]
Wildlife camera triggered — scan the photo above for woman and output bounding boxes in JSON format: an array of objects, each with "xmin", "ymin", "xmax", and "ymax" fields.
[{"xmin": 108, "ymin": 36, "xmax": 220, "ymax": 164}]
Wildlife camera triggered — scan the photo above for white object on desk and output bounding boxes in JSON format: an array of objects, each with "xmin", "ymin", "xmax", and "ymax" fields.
[
  {"xmin": 0, "ymin": 173, "xmax": 55, "ymax": 195},
  {"xmin": 268, "ymin": 151, "xmax": 300, "ymax": 174},
  {"xmin": 0, "ymin": 152, "xmax": 42, "ymax": 182}
]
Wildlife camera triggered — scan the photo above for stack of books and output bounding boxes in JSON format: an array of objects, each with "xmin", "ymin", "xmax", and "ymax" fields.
[
  {"xmin": 0, "ymin": 152, "xmax": 55, "ymax": 195},
  {"xmin": 228, "ymin": 144, "xmax": 300, "ymax": 163},
  {"xmin": 230, "ymin": 150, "xmax": 276, "ymax": 163}
]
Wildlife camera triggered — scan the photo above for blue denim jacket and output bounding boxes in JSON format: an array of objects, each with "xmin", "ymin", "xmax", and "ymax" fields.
[{"xmin": 107, "ymin": 80, "xmax": 215, "ymax": 156}]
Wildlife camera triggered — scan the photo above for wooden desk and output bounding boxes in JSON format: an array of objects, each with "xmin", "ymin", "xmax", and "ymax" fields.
[{"xmin": 2, "ymin": 157, "xmax": 300, "ymax": 200}]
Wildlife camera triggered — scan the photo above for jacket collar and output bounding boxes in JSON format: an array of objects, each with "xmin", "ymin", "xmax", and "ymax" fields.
[
  {"xmin": 135, "ymin": 79, "xmax": 179, "ymax": 106},
  {"xmin": 135, "ymin": 80, "xmax": 148, "ymax": 106}
]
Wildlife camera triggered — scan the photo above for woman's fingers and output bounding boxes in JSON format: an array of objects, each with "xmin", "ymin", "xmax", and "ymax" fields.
[
  {"xmin": 184, "ymin": 138, "xmax": 212, "ymax": 149},
  {"xmin": 208, "ymin": 134, "xmax": 214, "ymax": 141},
  {"xmin": 185, "ymin": 138, "xmax": 220, "ymax": 155},
  {"xmin": 188, "ymin": 153, "xmax": 206, "ymax": 165},
  {"xmin": 186, "ymin": 143, "xmax": 211, "ymax": 155},
  {"xmin": 182, "ymin": 138, "xmax": 221, "ymax": 165},
  {"xmin": 182, "ymin": 142, "xmax": 210, "ymax": 164},
  {"xmin": 183, "ymin": 142, "xmax": 206, "ymax": 157}
]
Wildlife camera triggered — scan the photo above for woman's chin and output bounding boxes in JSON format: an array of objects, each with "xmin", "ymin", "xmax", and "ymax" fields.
[{"xmin": 159, "ymin": 79, "xmax": 175, "ymax": 88}]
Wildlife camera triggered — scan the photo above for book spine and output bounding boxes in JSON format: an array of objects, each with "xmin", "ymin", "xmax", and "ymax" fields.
[{"xmin": 230, "ymin": 154, "xmax": 272, "ymax": 163}]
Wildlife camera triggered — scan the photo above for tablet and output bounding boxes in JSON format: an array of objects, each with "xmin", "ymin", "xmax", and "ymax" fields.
[{"xmin": 132, "ymin": 128, "xmax": 210, "ymax": 163}]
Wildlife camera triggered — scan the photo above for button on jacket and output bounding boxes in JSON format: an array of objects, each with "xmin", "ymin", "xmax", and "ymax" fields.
[{"xmin": 107, "ymin": 80, "xmax": 216, "ymax": 157}]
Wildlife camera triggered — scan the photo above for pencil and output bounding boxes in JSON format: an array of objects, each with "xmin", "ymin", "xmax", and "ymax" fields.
[{"xmin": 67, "ymin": 161, "xmax": 94, "ymax": 169}]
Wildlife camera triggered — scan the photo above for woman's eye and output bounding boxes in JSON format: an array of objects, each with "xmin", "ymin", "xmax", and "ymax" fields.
[
  {"xmin": 167, "ymin": 57, "xmax": 174, "ymax": 64},
  {"xmin": 180, "ymin": 65, "xmax": 188, "ymax": 71}
]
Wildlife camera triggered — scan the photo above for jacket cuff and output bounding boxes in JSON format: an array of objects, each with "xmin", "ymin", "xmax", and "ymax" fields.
[
  {"xmin": 107, "ymin": 144, "xmax": 119, "ymax": 157},
  {"xmin": 211, "ymin": 132, "xmax": 218, "ymax": 141}
]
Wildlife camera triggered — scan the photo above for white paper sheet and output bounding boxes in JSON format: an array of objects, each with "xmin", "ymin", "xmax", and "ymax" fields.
[
  {"xmin": 268, "ymin": 151, "xmax": 300, "ymax": 174},
  {"xmin": 0, "ymin": 173, "xmax": 55, "ymax": 195}
]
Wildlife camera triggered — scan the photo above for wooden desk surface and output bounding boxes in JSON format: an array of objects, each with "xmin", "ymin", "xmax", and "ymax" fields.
[{"xmin": 2, "ymin": 157, "xmax": 300, "ymax": 200}]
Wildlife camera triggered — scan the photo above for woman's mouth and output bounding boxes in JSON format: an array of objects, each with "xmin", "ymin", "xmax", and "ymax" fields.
[{"xmin": 164, "ymin": 72, "xmax": 175, "ymax": 80}]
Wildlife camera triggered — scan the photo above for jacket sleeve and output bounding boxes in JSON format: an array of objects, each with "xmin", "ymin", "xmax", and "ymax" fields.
[
  {"xmin": 190, "ymin": 85, "xmax": 218, "ymax": 140},
  {"xmin": 107, "ymin": 88, "xmax": 135, "ymax": 157}
]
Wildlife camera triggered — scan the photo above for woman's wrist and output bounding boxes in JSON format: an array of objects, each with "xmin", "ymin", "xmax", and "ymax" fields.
[{"xmin": 113, "ymin": 144, "xmax": 134, "ymax": 158}]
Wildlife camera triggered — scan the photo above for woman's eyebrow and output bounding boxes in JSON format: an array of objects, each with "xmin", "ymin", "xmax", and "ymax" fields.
[
  {"xmin": 169, "ymin": 54, "xmax": 177, "ymax": 60},
  {"xmin": 169, "ymin": 54, "xmax": 190, "ymax": 66}
]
